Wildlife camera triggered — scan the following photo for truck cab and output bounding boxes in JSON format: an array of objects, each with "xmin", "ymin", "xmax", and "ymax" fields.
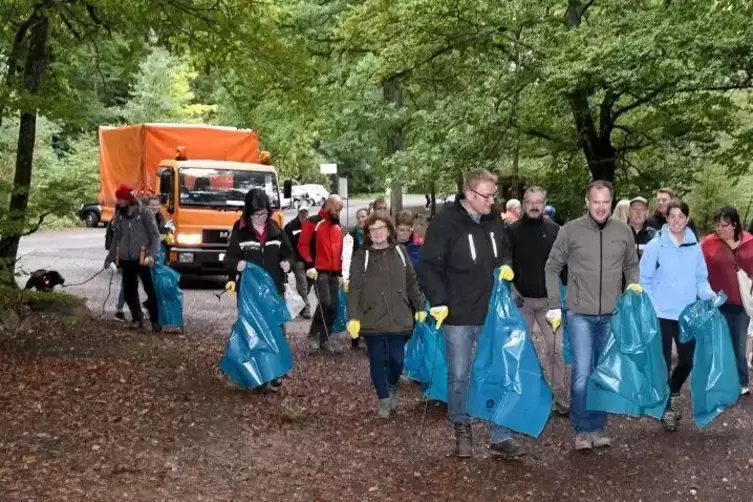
[{"xmin": 156, "ymin": 159, "xmax": 283, "ymax": 274}]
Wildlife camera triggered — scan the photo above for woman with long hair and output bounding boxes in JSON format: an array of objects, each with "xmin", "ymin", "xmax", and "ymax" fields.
[
  {"xmin": 346, "ymin": 213, "xmax": 425, "ymax": 418},
  {"xmin": 702, "ymin": 206, "xmax": 753, "ymax": 396},
  {"xmin": 640, "ymin": 199, "xmax": 716, "ymax": 431},
  {"xmin": 612, "ymin": 198, "xmax": 631, "ymax": 224},
  {"xmin": 224, "ymin": 188, "xmax": 294, "ymax": 390}
]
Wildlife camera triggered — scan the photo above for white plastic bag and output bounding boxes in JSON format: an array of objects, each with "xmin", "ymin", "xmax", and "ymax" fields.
[{"xmin": 285, "ymin": 284, "xmax": 305, "ymax": 319}]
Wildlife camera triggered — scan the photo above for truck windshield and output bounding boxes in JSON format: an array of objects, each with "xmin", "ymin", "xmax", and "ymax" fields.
[{"xmin": 177, "ymin": 167, "xmax": 280, "ymax": 209}]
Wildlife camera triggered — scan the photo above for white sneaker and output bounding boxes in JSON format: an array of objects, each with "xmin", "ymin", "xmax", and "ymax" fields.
[
  {"xmin": 741, "ymin": 387, "xmax": 750, "ymax": 396},
  {"xmin": 574, "ymin": 433, "xmax": 592, "ymax": 451}
]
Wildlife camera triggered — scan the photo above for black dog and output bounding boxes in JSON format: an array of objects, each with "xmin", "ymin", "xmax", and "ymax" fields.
[{"xmin": 24, "ymin": 269, "xmax": 65, "ymax": 292}]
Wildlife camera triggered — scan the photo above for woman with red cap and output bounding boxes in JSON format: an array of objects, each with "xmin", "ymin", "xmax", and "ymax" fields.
[{"xmin": 104, "ymin": 185, "xmax": 161, "ymax": 331}]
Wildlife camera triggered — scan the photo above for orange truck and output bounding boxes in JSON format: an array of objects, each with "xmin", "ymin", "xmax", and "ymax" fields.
[{"xmin": 98, "ymin": 123, "xmax": 285, "ymax": 274}]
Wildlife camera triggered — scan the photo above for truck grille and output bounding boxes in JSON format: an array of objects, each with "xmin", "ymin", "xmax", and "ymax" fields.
[{"xmin": 202, "ymin": 229, "xmax": 231, "ymax": 245}]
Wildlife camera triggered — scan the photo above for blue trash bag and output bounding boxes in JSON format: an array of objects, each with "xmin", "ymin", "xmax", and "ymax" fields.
[
  {"xmin": 332, "ymin": 287, "xmax": 347, "ymax": 334},
  {"xmin": 219, "ymin": 263, "xmax": 293, "ymax": 389},
  {"xmin": 151, "ymin": 247, "xmax": 184, "ymax": 331},
  {"xmin": 559, "ymin": 282, "xmax": 573, "ymax": 365},
  {"xmin": 586, "ymin": 290, "xmax": 669, "ymax": 419},
  {"xmin": 403, "ymin": 319, "xmax": 448, "ymax": 402},
  {"xmin": 679, "ymin": 292, "xmax": 739, "ymax": 429},
  {"xmin": 466, "ymin": 278, "xmax": 553, "ymax": 438}
]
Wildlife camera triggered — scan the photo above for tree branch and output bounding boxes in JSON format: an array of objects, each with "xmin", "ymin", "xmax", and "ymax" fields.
[
  {"xmin": 612, "ymin": 87, "xmax": 667, "ymax": 121},
  {"xmin": 21, "ymin": 211, "xmax": 53, "ymax": 237}
]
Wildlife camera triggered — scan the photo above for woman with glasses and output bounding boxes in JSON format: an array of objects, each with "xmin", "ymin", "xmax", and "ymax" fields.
[
  {"xmin": 224, "ymin": 189, "xmax": 294, "ymax": 389},
  {"xmin": 702, "ymin": 206, "xmax": 753, "ymax": 396},
  {"xmin": 346, "ymin": 213, "xmax": 426, "ymax": 418}
]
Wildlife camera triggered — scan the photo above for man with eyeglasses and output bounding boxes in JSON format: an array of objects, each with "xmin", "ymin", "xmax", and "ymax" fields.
[
  {"xmin": 420, "ymin": 168, "xmax": 523, "ymax": 459},
  {"xmin": 508, "ymin": 186, "xmax": 569, "ymax": 416}
]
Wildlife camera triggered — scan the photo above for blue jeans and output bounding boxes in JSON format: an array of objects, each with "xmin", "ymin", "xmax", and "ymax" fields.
[
  {"xmin": 566, "ymin": 311, "xmax": 611, "ymax": 434},
  {"xmin": 443, "ymin": 325, "xmax": 511, "ymax": 444},
  {"xmin": 364, "ymin": 334, "xmax": 407, "ymax": 399},
  {"xmin": 720, "ymin": 303, "xmax": 750, "ymax": 388}
]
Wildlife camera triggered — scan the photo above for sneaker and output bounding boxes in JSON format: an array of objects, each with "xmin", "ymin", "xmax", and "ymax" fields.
[
  {"xmin": 662, "ymin": 409, "xmax": 677, "ymax": 432},
  {"xmin": 453, "ymin": 423, "xmax": 473, "ymax": 458},
  {"xmin": 741, "ymin": 386, "xmax": 750, "ymax": 396},
  {"xmin": 669, "ymin": 393, "xmax": 683, "ymax": 420},
  {"xmin": 553, "ymin": 399, "xmax": 570, "ymax": 416},
  {"xmin": 489, "ymin": 438, "xmax": 525, "ymax": 459},
  {"xmin": 377, "ymin": 398, "xmax": 391, "ymax": 419},
  {"xmin": 307, "ymin": 337, "xmax": 320, "ymax": 351},
  {"xmin": 388, "ymin": 385, "xmax": 399, "ymax": 411},
  {"xmin": 128, "ymin": 319, "xmax": 144, "ymax": 330},
  {"xmin": 320, "ymin": 341, "xmax": 341, "ymax": 354},
  {"xmin": 268, "ymin": 378, "xmax": 283, "ymax": 392},
  {"xmin": 574, "ymin": 433, "xmax": 592, "ymax": 451},
  {"xmin": 113, "ymin": 312, "xmax": 126, "ymax": 322},
  {"xmin": 590, "ymin": 431, "xmax": 611, "ymax": 448},
  {"xmin": 301, "ymin": 307, "xmax": 312, "ymax": 320}
]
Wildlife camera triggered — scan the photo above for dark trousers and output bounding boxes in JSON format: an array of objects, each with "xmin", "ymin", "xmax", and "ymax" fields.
[
  {"xmin": 660, "ymin": 318, "xmax": 695, "ymax": 396},
  {"xmin": 308, "ymin": 272, "xmax": 340, "ymax": 344},
  {"xmin": 364, "ymin": 334, "xmax": 407, "ymax": 399},
  {"xmin": 121, "ymin": 260, "xmax": 157, "ymax": 324},
  {"xmin": 720, "ymin": 303, "xmax": 750, "ymax": 387}
]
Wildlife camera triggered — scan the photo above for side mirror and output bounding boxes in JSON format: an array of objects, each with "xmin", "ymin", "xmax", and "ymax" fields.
[{"xmin": 283, "ymin": 180, "xmax": 292, "ymax": 198}]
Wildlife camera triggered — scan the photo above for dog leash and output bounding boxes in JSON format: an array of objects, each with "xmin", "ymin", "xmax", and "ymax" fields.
[
  {"xmin": 59, "ymin": 268, "xmax": 115, "ymax": 318},
  {"xmin": 62, "ymin": 268, "xmax": 107, "ymax": 288}
]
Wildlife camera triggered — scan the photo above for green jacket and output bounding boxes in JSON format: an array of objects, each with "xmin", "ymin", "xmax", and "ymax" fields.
[
  {"xmin": 545, "ymin": 215, "xmax": 639, "ymax": 315},
  {"xmin": 347, "ymin": 243, "xmax": 425, "ymax": 335}
]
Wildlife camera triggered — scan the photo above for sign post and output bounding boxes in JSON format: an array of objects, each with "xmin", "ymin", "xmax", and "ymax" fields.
[{"xmin": 338, "ymin": 177, "xmax": 349, "ymax": 227}]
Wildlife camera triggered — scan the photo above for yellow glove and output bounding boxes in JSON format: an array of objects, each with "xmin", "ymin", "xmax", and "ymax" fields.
[
  {"xmin": 346, "ymin": 320, "xmax": 361, "ymax": 339},
  {"xmin": 545, "ymin": 309, "xmax": 562, "ymax": 331},
  {"xmin": 225, "ymin": 281, "xmax": 236, "ymax": 294},
  {"xmin": 343, "ymin": 281, "xmax": 349, "ymax": 293},
  {"xmin": 415, "ymin": 311, "xmax": 427, "ymax": 322},
  {"xmin": 429, "ymin": 306, "xmax": 449, "ymax": 328},
  {"xmin": 626, "ymin": 283, "xmax": 643, "ymax": 293},
  {"xmin": 498, "ymin": 265, "xmax": 514, "ymax": 282}
]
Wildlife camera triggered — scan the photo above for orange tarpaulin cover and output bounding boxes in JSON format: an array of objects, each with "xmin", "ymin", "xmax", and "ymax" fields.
[{"xmin": 98, "ymin": 124, "xmax": 260, "ymax": 207}]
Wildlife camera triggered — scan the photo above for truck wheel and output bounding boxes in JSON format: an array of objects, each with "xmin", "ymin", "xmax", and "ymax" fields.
[{"xmin": 83, "ymin": 211, "xmax": 100, "ymax": 228}]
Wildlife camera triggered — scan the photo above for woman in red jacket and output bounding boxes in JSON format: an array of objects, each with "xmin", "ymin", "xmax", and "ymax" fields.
[{"xmin": 701, "ymin": 206, "xmax": 753, "ymax": 395}]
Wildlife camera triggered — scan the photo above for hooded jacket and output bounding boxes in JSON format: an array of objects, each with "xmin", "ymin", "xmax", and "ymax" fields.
[
  {"xmin": 545, "ymin": 215, "xmax": 639, "ymax": 315},
  {"xmin": 702, "ymin": 231, "xmax": 753, "ymax": 307},
  {"xmin": 297, "ymin": 208, "xmax": 343, "ymax": 273},
  {"xmin": 640, "ymin": 225, "xmax": 715, "ymax": 321},
  {"xmin": 105, "ymin": 202, "xmax": 160, "ymax": 266},
  {"xmin": 347, "ymin": 243, "xmax": 425, "ymax": 334},
  {"xmin": 420, "ymin": 198, "xmax": 512, "ymax": 326}
]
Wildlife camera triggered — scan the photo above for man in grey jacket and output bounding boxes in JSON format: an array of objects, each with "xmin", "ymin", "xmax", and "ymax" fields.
[
  {"xmin": 544, "ymin": 180, "xmax": 640, "ymax": 451},
  {"xmin": 104, "ymin": 185, "xmax": 160, "ymax": 331}
]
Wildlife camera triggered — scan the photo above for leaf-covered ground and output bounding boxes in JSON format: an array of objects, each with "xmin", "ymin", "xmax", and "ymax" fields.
[{"xmin": 2, "ymin": 311, "xmax": 753, "ymax": 502}]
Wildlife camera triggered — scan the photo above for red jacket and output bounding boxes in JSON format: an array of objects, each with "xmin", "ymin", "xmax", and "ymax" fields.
[
  {"xmin": 701, "ymin": 231, "xmax": 753, "ymax": 306},
  {"xmin": 297, "ymin": 208, "xmax": 344, "ymax": 273}
]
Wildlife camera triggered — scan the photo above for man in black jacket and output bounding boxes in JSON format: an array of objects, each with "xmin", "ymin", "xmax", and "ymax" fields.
[
  {"xmin": 628, "ymin": 196, "xmax": 656, "ymax": 259},
  {"xmin": 509, "ymin": 186, "xmax": 569, "ymax": 415},
  {"xmin": 284, "ymin": 204, "xmax": 312, "ymax": 318},
  {"xmin": 420, "ymin": 168, "xmax": 523, "ymax": 459}
]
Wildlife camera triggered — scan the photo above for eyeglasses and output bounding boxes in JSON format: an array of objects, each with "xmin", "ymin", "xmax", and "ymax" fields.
[
  {"xmin": 251, "ymin": 211, "xmax": 269, "ymax": 218},
  {"xmin": 471, "ymin": 189, "xmax": 497, "ymax": 201},
  {"xmin": 369, "ymin": 225, "xmax": 389, "ymax": 234}
]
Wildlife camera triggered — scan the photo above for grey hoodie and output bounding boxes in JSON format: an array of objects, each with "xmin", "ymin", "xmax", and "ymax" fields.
[
  {"xmin": 545, "ymin": 215, "xmax": 639, "ymax": 315},
  {"xmin": 105, "ymin": 202, "xmax": 160, "ymax": 266}
]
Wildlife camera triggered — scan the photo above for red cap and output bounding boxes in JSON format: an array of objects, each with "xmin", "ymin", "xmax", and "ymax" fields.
[{"xmin": 115, "ymin": 185, "xmax": 135, "ymax": 202}]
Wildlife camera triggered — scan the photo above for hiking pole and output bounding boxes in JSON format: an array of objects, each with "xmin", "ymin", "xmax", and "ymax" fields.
[
  {"xmin": 417, "ymin": 319, "xmax": 441, "ymax": 445},
  {"xmin": 311, "ymin": 278, "xmax": 333, "ymax": 352}
]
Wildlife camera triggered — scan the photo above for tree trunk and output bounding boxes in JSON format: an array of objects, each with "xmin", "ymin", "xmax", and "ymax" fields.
[
  {"xmin": 429, "ymin": 181, "xmax": 436, "ymax": 217},
  {"xmin": 564, "ymin": 1, "xmax": 617, "ymax": 183},
  {"xmin": 0, "ymin": 12, "xmax": 49, "ymax": 287},
  {"xmin": 383, "ymin": 78, "xmax": 404, "ymax": 216}
]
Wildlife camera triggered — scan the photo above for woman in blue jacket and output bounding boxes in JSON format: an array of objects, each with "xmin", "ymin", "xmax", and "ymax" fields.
[{"xmin": 640, "ymin": 199, "xmax": 716, "ymax": 432}]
